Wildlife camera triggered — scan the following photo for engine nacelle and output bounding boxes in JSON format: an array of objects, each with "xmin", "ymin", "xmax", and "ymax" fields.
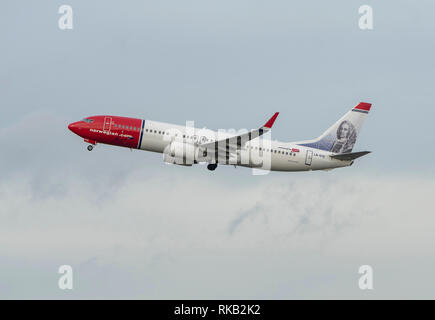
[{"xmin": 163, "ymin": 141, "xmax": 197, "ymax": 166}]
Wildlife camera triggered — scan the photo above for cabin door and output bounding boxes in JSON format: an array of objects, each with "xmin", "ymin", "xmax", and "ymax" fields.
[{"xmin": 305, "ymin": 150, "xmax": 313, "ymax": 166}]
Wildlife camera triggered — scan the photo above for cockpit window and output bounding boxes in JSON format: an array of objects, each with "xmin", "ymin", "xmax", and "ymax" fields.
[{"xmin": 82, "ymin": 118, "xmax": 94, "ymax": 123}]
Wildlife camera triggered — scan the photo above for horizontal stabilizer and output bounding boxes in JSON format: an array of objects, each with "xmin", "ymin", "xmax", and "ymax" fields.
[{"xmin": 330, "ymin": 151, "xmax": 371, "ymax": 161}]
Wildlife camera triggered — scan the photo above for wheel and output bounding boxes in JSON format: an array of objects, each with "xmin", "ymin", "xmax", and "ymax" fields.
[
  {"xmin": 87, "ymin": 145, "xmax": 94, "ymax": 151},
  {"xmin": 207, "ymin": 164, "xmax": 217, "ymax": 171}
]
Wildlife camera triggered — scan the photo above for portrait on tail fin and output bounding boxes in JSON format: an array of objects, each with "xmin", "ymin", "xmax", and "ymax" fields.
[{"xmin": 330, "ymin": 120, "xmax": 357, "ymax": 154}]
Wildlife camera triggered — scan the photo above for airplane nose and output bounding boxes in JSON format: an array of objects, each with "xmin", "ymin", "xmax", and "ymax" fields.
[{"xmin": 68, "ymin": 121, "xmax": 80, "ymax": 133}]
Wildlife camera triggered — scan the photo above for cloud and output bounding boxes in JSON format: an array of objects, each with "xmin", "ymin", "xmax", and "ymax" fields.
[
  {"xmin": 1, "ymin": 112, "xmax": 434, "ymax": 299},
  {"xmin": 1, "ymin": 0, "xmax": 435, "ymax": 299},
  {"xmin": 228, "ymin": 202, "xmax": 264, "ymax": 235},
  {"xmin": 0, "ymin": 163, "xmax": 435, "ymax": 298}
]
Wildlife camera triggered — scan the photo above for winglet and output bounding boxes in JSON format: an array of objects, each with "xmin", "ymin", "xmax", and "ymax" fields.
[{"xmin": 263, "ymin": 112, "xmax": 279, "ymax": 128}]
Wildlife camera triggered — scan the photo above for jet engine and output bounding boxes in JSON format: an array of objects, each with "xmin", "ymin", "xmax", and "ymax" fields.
[{"xmin": 163, "ymin": 141, "xmax": 198, "ymax": 166}]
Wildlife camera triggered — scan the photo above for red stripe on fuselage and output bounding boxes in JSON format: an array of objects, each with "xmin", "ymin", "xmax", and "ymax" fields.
[{"xmin": 76, "ymin": 115, "xmax": 143, "ymax": 149}]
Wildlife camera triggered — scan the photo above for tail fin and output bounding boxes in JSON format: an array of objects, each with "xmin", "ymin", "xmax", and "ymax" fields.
[{"xmin": 298, "ymin": 102, "xmax": 372, "ymax": 154}]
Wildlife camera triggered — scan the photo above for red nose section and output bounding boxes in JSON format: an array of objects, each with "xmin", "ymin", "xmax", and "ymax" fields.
[{"xmin": 68, "ymin": 121, "xmax": 81, "ymax": 134}]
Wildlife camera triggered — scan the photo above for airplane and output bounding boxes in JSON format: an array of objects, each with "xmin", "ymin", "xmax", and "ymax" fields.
[{"xmin": 68, "ymin": 102, "xmax": 372, "ymax": 172}]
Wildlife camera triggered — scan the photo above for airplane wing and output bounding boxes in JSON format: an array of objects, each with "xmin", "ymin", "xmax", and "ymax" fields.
[{"xmin": 199, "ymin": 112, "xmax": 279, "ymax": 160}]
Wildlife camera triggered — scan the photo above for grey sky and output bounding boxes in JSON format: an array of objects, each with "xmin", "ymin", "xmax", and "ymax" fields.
[{"xmin": 0, "ymin": 1, "xmax": 434, "ymax": 298}]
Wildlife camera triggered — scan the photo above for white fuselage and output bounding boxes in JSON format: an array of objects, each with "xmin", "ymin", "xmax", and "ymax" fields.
[{"xmin": 139, "ymin": 120, "xmax": 351, "ymax": 172}]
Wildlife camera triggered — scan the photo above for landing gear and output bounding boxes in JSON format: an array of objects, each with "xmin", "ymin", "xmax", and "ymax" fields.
[
  {"xmin": 87, "ymin": 145, "xmax": 94, "ymax": 151},
  {"xmin": 207, "ymin": 163, "xmax": 217, "ymax": 171}
]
